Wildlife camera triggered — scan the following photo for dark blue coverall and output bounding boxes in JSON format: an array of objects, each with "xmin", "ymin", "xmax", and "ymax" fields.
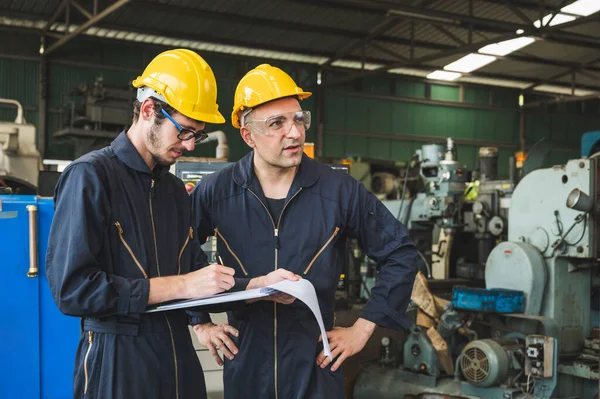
[
  {"xmin": 191, "ymin": 152, "xmax": 418, "ymax": 399},
  {"xmin": 46, "ymin": 132, "xmax": 207, "ymax": 399}
]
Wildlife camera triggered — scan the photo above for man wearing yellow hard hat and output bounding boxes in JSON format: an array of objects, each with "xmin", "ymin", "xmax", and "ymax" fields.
[
  {"xmin": 46, "ymin": 49, "xmax": 242, "ymax": 398},
  {"xmin": 190, "ymin": 64, "xmax": 418, "ymax": 398}
]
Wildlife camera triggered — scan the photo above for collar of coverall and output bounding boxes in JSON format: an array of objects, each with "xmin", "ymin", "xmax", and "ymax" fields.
[
  {"xmin": 232, "ymin": 150, "xmax": 319, "ymax": 192},
  {"xmin": 111, "ymin": 131, "xmax": 170, "ymax": 178}
]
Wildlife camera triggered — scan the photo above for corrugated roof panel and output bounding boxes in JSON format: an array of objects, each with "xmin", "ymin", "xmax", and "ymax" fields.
[
  {"xmin": 433, "ymin": 0, "xmax": 469, "ymax": 16},
  {"xmin": 472, "ymin": 2, "xmax": 527, "ymax": 24},
  {"xmin": 479, "ymin": 59, "xmax": 564, "ymax": 79},
  {"xmin": 153, "ymin": 0, "xmax": 380, "ymax": 33},
  {"xmin": 564, "ymin": 21, "xmax": 600, "ymax": 39},
  {"xmin": 415, "ymin": 22, "xmax": 466, "ymax": 47},
  {"xmin": 384, "ymin": 21, "xmax": 411, "ymax": 39},
  {"xmin": 517, "ymin": 40, "xmax": 599, "ymax": 63}
]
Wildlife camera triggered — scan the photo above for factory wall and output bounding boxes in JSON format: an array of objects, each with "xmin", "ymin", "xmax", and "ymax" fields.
[
  {"xmin": 321, "ymin": 76, "xmax": 595, "ymax": 177},
  {"xmin": 0, "ymin": 30, "xmax": 598, "ymax": 176}
]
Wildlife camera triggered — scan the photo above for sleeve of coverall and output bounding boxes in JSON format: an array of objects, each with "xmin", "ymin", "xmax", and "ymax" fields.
[
  {"xmin": 187, "ymin": 182, "xmax": 250, "ymax": 326},
  {"xmin": 347, "ymin": 181, "xmax": 418, "ymax": 331},
  {"xmin": 45, "ymin": 162, "xmax": 150, "ymax": 317}
]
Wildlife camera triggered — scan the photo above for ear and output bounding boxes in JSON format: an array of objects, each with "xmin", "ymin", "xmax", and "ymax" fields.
[
  {"xmin": 240, "ymin": 126, "xmax": 255, "ymax": 148},
  {"xmin": 140, "ymin": 99, "xmax": 156, "ymax": 121}
]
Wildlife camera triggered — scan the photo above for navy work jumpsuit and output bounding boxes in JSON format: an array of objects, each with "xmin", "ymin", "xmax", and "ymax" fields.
[
  {"xmin": 46, "ymin": 132, "xmax": 207, "ymax": 399},
  {"xmin": 191, "ymin": 152, "xmax": 418, "ymax": 399}
]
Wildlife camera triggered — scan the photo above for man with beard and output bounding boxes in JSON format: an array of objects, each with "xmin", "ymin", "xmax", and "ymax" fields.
[
  {"xmin": 46, "ymin": 50, "xmax": 294, "ymax": 399},
  {"xmin": 190, "ymin": 64, "xmax": 418, "ymax": 398}
]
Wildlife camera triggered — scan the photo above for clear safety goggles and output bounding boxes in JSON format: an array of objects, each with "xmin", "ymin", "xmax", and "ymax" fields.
[{"xmin": 246, "ymin": 110, "xmax": 311, "ymax": 137}]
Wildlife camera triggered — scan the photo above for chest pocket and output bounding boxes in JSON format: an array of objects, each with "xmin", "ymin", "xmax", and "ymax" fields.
[
  {"xmin": 177, "ymin": 227, "xmax": 194, "ymax": 275},
  {"xmin": 303, "ymin": 226, "xmax": 340, "ymax": 275},
  {"xmin": 214, "ymin": 227, "xmax": 248, "ymax": 276},
  {"xmin": 113, "ymin": 221, "xmax": 148, "ymax": 279}
]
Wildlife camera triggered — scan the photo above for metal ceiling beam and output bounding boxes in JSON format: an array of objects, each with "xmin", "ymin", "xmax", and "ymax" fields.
[
  {"xmin": 524, "ymin": 54, "xmax": 600, "ymax": 91},
  {"xmin": 321, "ymin": 17, "xmax": 400, "ymax": 67},
  {"xmin": 4, "ymin": 5, "xmax": 600, "ymax": 75},
  {"xmin": 476, "ymin": 0, "xmax": 569, "ymax": 14},
  {"xmin": 2, "ymin": 10, "xmax": 599, "ymax": 94},
  {"xmin": 138, "ymin": 1, "xmax": 600, "ymax": 57},
  {"xmin": 543, "ymin": 0, "xmax": 571, "ymax": 27},
  {"xmin": 127, "ymin": 2, "xmax": 600, "ymax": 73},
  {"xmin": 320, "ymin": 0, "xmax": 431, "ymax": 67},
  {"xmin": 44, "ymin": 0, "xmax": 132, "ymax": 55},
  {"xmin": 578, "ymin": 69, "xmax": 600, "ymax": 81},
  {"xmin": 326, "ymin": 12, "xmax": 600, "ymax": 87},
  {"xmin": 503, "ymin": 0, "xmax": 533, "ymax": 25},
  {"xmin": 523, "ymin": 92, "xmax": 600, "ymax": 108},
  {"xmin": 432, "ymin": 24, "xmax": 466, "ymax": 45},
  {"xmin": 370, "ymin": 42, "xmax": 409, "ymax": 62},
  {"xmin": 43, "ymin": 0, "xmax": 68, "ymax": 33},
  {"xmin": 290, "ymin": 0, "xmax": 600, "ymax": 49},
  {"xmin": 71, "ymin": 0, "xmax": 93, "ymax": 20}
]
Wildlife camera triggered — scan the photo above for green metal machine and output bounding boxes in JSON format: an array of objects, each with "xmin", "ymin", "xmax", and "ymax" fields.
[{"xmin": 354, "ymin": 154, "xmax": 600, "ymax": 399}]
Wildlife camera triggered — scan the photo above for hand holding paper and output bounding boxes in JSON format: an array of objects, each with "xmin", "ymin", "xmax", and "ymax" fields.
[{"xmin": 147, "ymin": 278, "xmax": 332, "ymax": 359}]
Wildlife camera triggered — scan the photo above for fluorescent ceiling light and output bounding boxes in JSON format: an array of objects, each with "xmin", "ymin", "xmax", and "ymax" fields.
[
  {"xmin": 479, "ymin": 37, "xmax": 536, "ymax": 56},
  {"xmin": 459, "ymin": 76, "xmax": 531, "ymax": 89},
  {"xmin": 533, "ymin": 85, "xmax": 598, "ymax": 97},
  {"xmin": 443, "ymin": 53, "xmax": 496, "ymax": 73},
  {"xmin": 330, "ymin": 60, "xmax": 383, "ymax": 70},
  {"xmin": 516, "ymin": 29, "xmax": 525, "ymax": 34},
  {"xmin": 533, "ymin": 13, "xmax": 576, "ymax": 28},
  {"xmin": 561, "ymin": 0, "xmax": 600, "ymax": 16},
  {"xmin": 388, "ymin": 67, "xmax": 430, "ymax": 77},
  {"xmin": 427, "ymin": 70, "xmax": 461, "ymax": 81}
]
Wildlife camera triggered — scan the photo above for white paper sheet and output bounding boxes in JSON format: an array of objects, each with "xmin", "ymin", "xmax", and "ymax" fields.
[{"xmin": 146, "ymin": 279, "xmax": 331, "ymax": 358}]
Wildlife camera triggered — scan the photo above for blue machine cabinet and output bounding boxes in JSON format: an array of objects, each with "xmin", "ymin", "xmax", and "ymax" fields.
[{"xmin": 0, "ymin": 195, "xmax": 79, "ymax": 398}]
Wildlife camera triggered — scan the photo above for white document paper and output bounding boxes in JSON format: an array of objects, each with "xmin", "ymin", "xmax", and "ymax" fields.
[{"xmin": 146, "ymin": 279, "xmax": 332, "ymax": 359}]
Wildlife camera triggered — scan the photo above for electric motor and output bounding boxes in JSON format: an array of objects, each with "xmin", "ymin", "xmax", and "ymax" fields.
[{"xmin": 459, "ymin": 339, "xmax": 521, "ymax": 388}]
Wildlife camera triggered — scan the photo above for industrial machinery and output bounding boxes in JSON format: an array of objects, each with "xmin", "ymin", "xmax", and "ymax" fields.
[
  {"xmin": 359, "ymin": 138, "xmax": 514, "ymax": 284},
  {"xmin": 0, "ymin": 99, "xmax": 42, "ymax": 194},
  {"xmin": 353, "ymin": 153, "xmax": 600, "ymax": 398},
  {"xmin": 53, "ymin": 76, "xmax": 134, "ymax": 159}
]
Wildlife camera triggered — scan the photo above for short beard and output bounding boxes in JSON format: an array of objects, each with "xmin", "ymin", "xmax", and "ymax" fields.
[{"xmin": 147, "ymin": 123, "xmax": 172, "ymax": 167}]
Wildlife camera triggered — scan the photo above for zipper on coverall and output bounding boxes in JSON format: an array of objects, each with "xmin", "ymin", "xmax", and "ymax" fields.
[
  {"xmin": 247, "ymin": 187, "xmax": 303, "ymax": 399},
  {"xmin": 149, "ymin": 178, "xmax": 180, "ymax": 399}
]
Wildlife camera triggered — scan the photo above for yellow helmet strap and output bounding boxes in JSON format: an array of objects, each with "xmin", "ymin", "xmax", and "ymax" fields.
[{"xmin": 136, "ymin": 87, "xmax": 168, "ymax": 104}]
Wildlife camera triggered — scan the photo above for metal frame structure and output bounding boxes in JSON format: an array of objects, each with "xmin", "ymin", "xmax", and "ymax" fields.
[
  {"xmin": 0, "ymin": 0, "xmax": 600, "ymax": 158},
  {"xmin": 0, "ymin": 0, "xmax": 599, "ymax": 95},
  {"xmin": 39, "ymin": 0, "xmax": 131, "ymax": 55}
]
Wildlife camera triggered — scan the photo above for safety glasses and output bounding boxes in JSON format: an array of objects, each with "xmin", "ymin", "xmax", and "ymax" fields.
[
  {"xmin": 161, "ymin": 109, "xmax": 208, "ymax": 144},
  {"xmin": 246, "ymin": 110, "xmax": 311, "ymax": 137}
]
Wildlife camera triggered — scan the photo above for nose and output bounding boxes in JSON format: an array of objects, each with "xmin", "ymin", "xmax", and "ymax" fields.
[
  {"xmin": 182, "ymin": 139, "xmax": 195, "ymax": 152},
  {"xmin": 286, "ymin": 123, "xmax": 303, "ymax": 139}
]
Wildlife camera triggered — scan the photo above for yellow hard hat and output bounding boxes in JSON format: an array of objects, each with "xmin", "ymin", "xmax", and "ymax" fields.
[
  {"xmin": 231, "ymin": 64, "xmax": 312, "ymax": 128},
  {"xmin": 132, "ymin": 49, "xmax": 225, "ymax": 124}
]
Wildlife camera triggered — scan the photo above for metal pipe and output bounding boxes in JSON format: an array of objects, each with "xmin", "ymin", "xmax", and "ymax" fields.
[
  {"xmin": 26, "ymin": 205, "xmax": 38, "ymax": 278},
  {"xmin": 200, "ymin": 130, "xmax": 229, "ymax": 160},
  {"xmin": 0, "ymin": 98, "xmax": 25, "ymax": 124}
]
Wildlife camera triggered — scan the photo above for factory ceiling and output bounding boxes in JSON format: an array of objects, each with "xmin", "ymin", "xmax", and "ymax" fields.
[{"xmin": 1, "ymin": 0, "xmax": 600, "ymax": 99}]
